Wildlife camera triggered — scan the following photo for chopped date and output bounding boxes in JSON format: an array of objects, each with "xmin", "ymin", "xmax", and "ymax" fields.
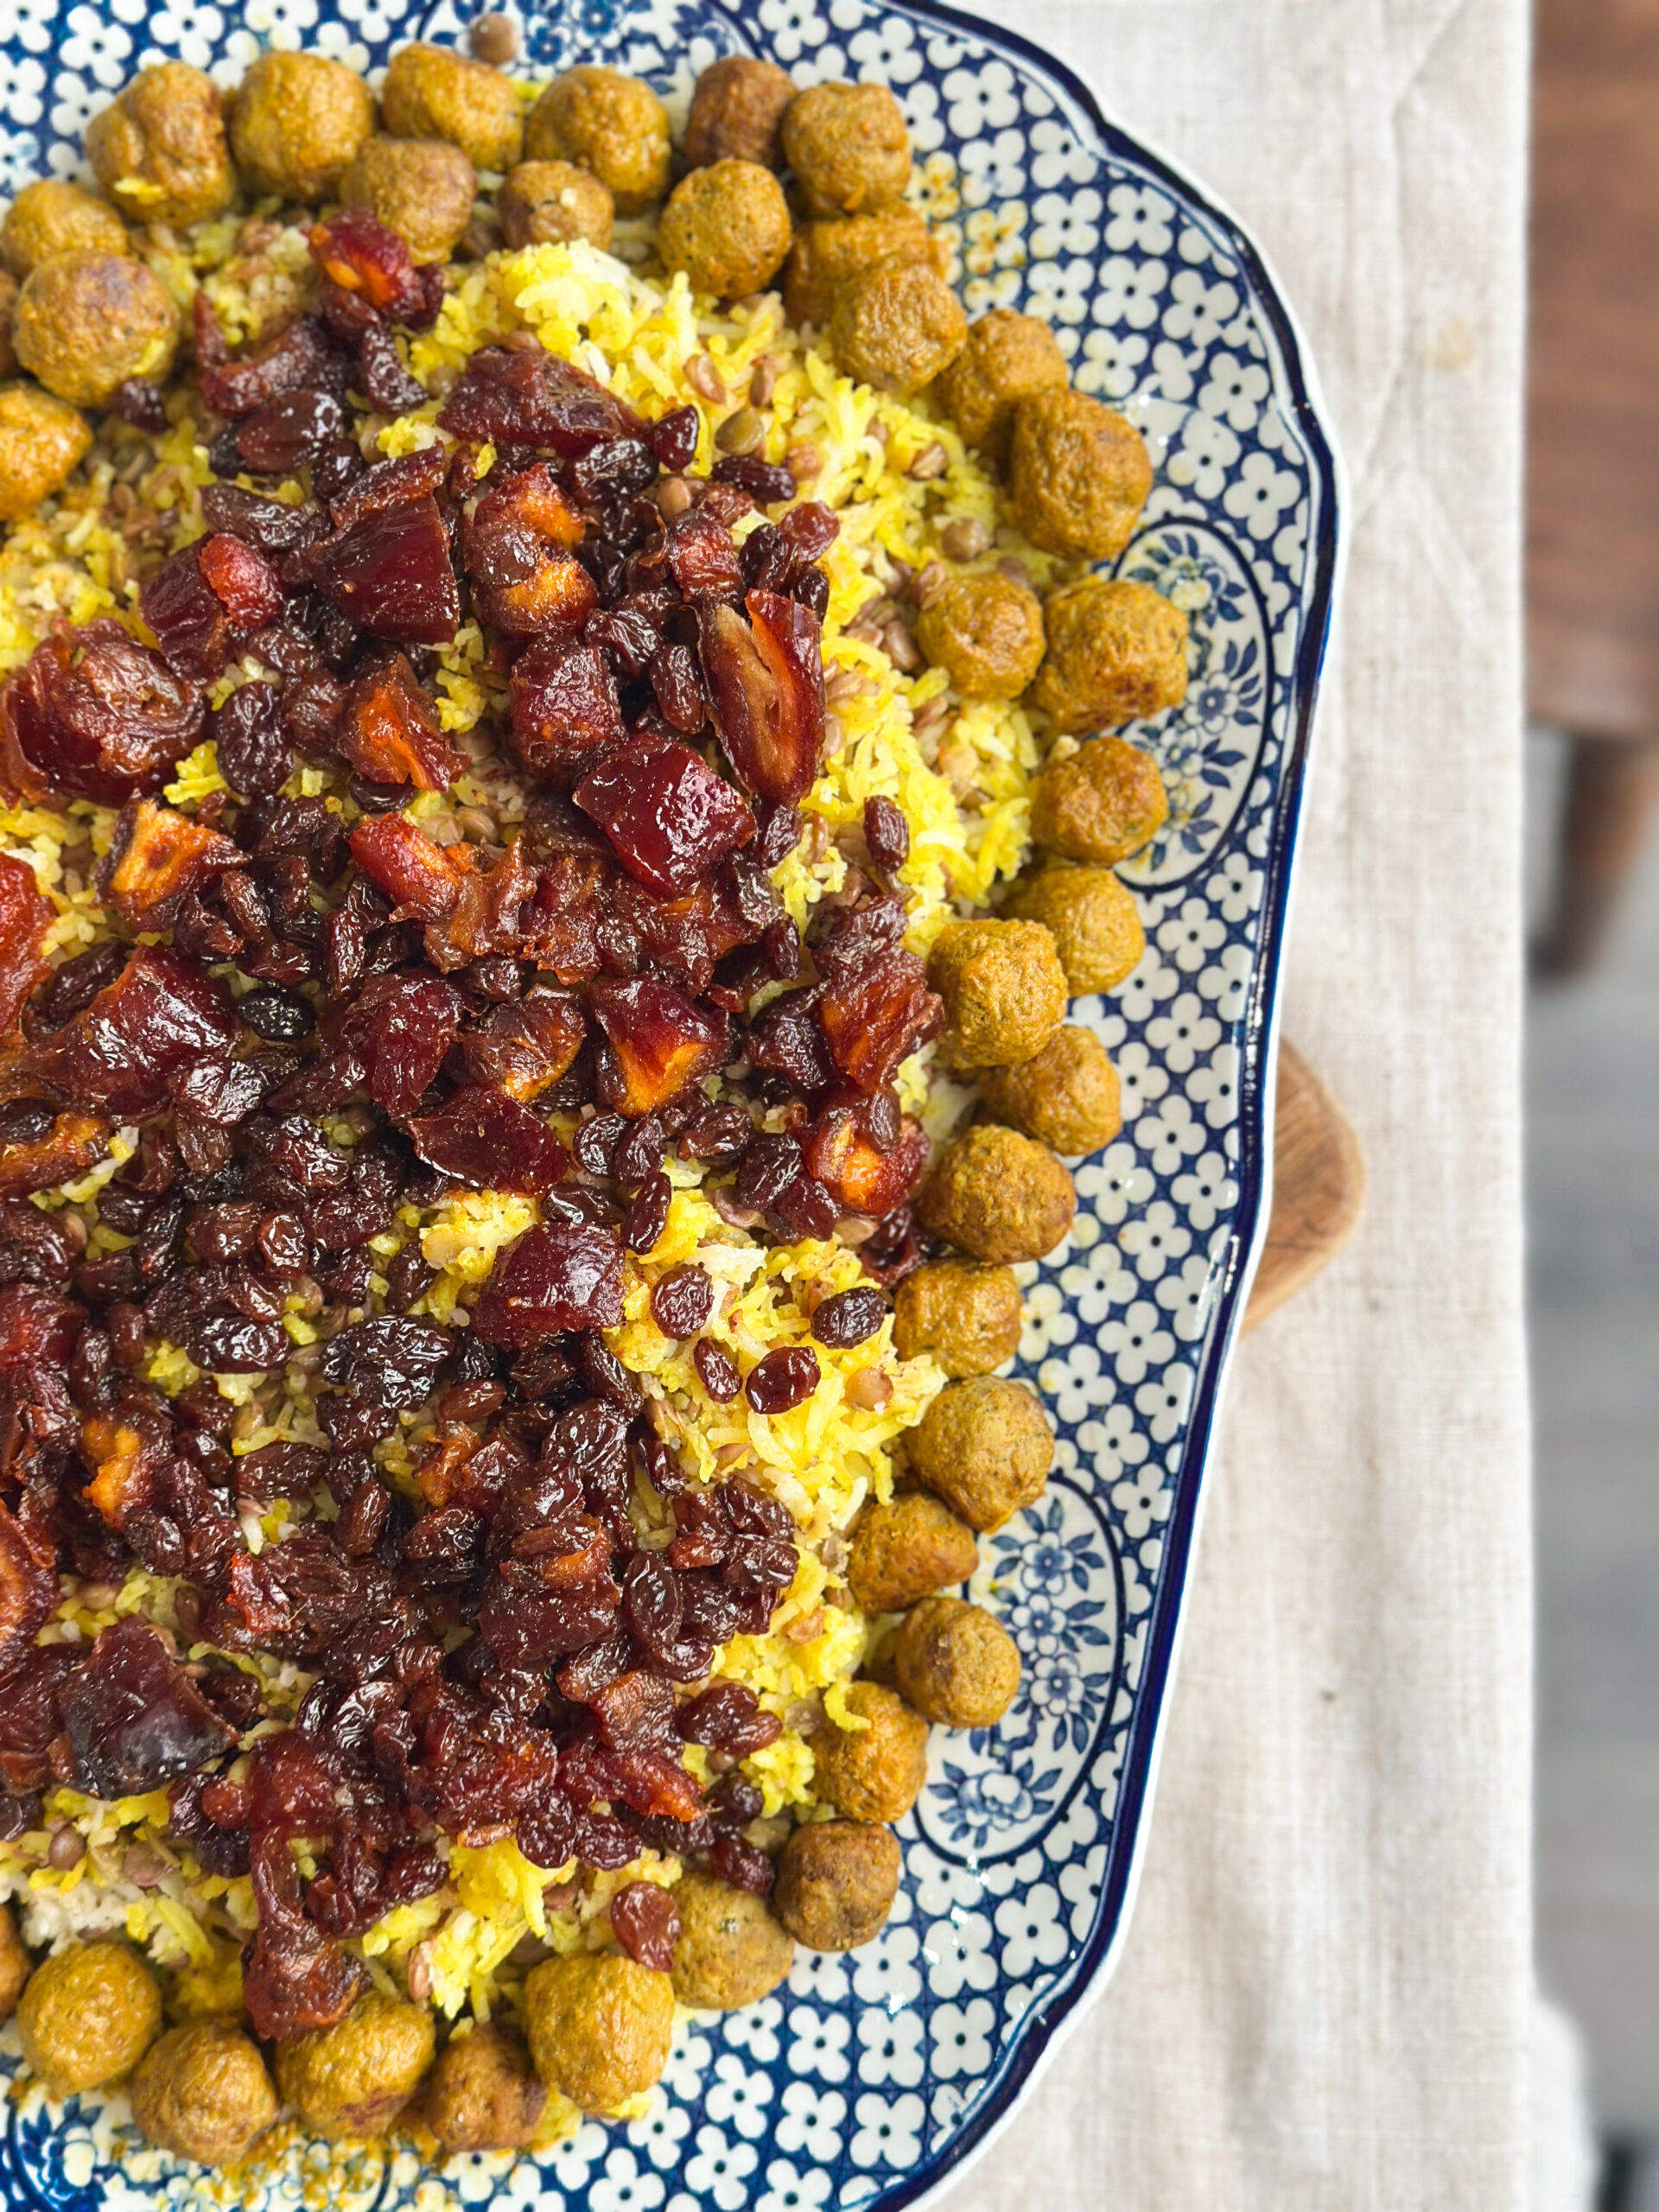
[
  {"xmin": 816, "ymin": 945, "xmax": 944, "ymax": 1096},
  {"xmin": 406, "ymin": 1088, "xmax": 570, "ymax": 1196},
  {"xmin": 194, "ymin": 296, "xmax": 343, "ymax": 418},
  {"xmin": 575, "ymin": 737, "xmax": 753, "ymax": 898},
  {"xmin": 339, "ymin": 654, "xmax": 467, "ymax": 791},
  {"xmin": 805, "ymin": 1096, "xmax": 930, "ymax": 1217},
  {"xmin": 0, "ymin": 1502, "xmax": 59, "ymax": 1675},
  {"xmin": 310, "ymin": 497, "xmax": 461, "ymax": 646},
  {"xmin": 460, "ymin": 993, "xmax": 587, "ymax": 1103},
  {"xmin": 57, "ymin": 1621, "xmax": 236, "ymax": 1801},
  {"xmin": 744, "ymin": 1344, "xmax": 819, "ymax": 1415},
  {"xmin": 27, "ymin": 949, "xmax": 237, "ymax": 1120},
  {"xmin": 347, "ymin": 812, "xmax": 467, "ymax": 922},
  {"xmin": 334, "ymin": 969, "xmax": 465, "ymax": 1116},
  {"xmin": 0, "ymin": 620, "xmax": 204, "ymax": 807},
  {"xmin": 308, "ymin": 210, "xmax": 444, "ymax": 330},
  {"xmin": 508, "ymin": 635, "xmax": 624, "ymax": 788},
  {"xmin": 472, "ymin": 1222, "xmax": 624, "ymax": 1345},
  {"xmin": 609, "ymin": 1879, "xmax": 680, "ymax": 1972},
  {"xmin": 232, "ymin": 388, "xmax": 346, "ymax": 476},
  {"xmin": 437, "ymin": 343, "xmax": 648, "ymax": 455},
  {"xmin": 588, "ymin": 976, "xmax": 729, "ymax": 1120},
  {"xmin": 697, "ymin": 592, "xmax": 825, "ymax": 807},
  {"xmin": 0, "ymin": 855, "xmax": 51, "ymax": 1040}
]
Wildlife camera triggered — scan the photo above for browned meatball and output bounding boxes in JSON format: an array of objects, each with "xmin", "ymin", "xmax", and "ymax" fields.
[
  {"xmin": 658, "ymin": 160, "xmax": 791, "ymax": 301},
  {"xmin": 830, "ymin": 254, "xmax": 965, "ymax": 395},
  {"xmin": 382, "ymin": 41, "xmax": 524, "ymax": 175},
  {"xmin": 1, "ymin": 181, "xmax": 129, "ymax": 278},
  {"xmin": 18, "ymin": 1940, "xmax": 162, "ymax": 2096},
  {"xmin": 341, "ymin": 136, "xmax": 477, "ymax": 264},
  {"xmin": 1032, "ymin": 578, "xmax": 1189, "ymax": 734},
  {"xmin": 684, "ymin": 55, "xmax": 798, "ymax": 170},
  {"xmin": 86, "ymin": 62, "xmax": 234, "ymax": 228},
  {"xmin": 894, "ymin": 1595, "xmax": 1020, "ymax": 1726},
  {"xmin": 1003, "ymin": 864, "xmax": 1144, "ymax": 995},
  {"xmin": 934, "ymin": 308, "xmax": 1068, "ymax": 459},
  {"xmin": 774, "ymin": 1821, "xmax": 900, "ymax": 1951},
  {"xmin": 810, "ymin": 1681, "xmax": 928, "ymax": 1823},
  {"xmin": 926, "ymin": 917, "xmax": 1067, "ymax": 1070},
  {"xmin": 849, "ymin": 1491, "xmax": 979, "ymax": 1613},
  {"xmin": 784, "ymin": 207, "xmax": 941, "ymax": 330},
  {"xmin": 231, "ymin": 52, "xmax": 374, "ymax": 203},
  {"xmin": 918, "ymin": 1123, "xmax": 1076, "ymax": 1265},
  {"xmin": 524, "ymin": 67, "xmax": 671, "ymax": 216},
  {"xmin": 1031, "ymin": 735, "xmax": 1169, "ymax": 865},
  {"xmin": 13, "ymin": 250, "xmax": 180, "ymax": 407},
  {"xmin": 671, "ymin": 1872, "xmax": 795, "ymax": 2008},
  {"xmin": 915, "ymin": 570, "xmax": 1045, "ymax": 701},
  {"xmin": 273, "ymin": 1993, "xmax": 435, "ymax": 2139},
  {"xmin": 499, "ymin": 160, "xmax": 614, "ymax": 250},
  {"xmin": 0, "ymin": 277, "xmax": 18, "ymax": 381},
  {"xmin": 522, "ymin": 1952, "xmax": 674, "ymax": 2114},
  {"xmin": 129, "ymin": 2021, "xmax": 277, "ymax": 2166},
  {"xmin": 423, "ymin": 2021, "xmax": 547, "ymax": 2154},
  {"xmin": 1009, "ymin": 389, "xmax": 1154, "ymax": 562},
  {"xmin": 0, "ymin": 385, "xmax": 91, "ymax": 522},
  {"xmin": 908, "ymin": 1375, "xmax": 1053, "ymax": 1531},
  {"xmin": 783, "ymin": 81, "xmax": 910, "ymax": 218},
  {"xmin": 979, "ymin": 1025, "xmax": 1122, "ymax": 1156},
  {"xmin": 892, "ymin": 1259, "xmax": 1022, "ymax": 1378},
  {"xmin": 0, "ymin": 1904, "xmax": 29, "ymax": 2022}
]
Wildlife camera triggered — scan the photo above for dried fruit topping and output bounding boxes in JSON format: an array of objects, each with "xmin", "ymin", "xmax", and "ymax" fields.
[
  {"xmin": 810, "ymin": 1285, "xmax": 888, "ymax": 1349},
  {"xmin": 228, "ymin": 389, "xmax": 348, "ymax": 479},
  {"xmin": 438, "ymin": 344, "xmax": 647, "ymax": 455},
  {"xmin": 575, "ymin": 737, "xmax": 753, "ymax": 897},
  {"xmin": 459, "ymin": 993, "xmax": 586, "ymax": 1102},
  {"xmin": 804, "ymin": 1092, "xmax": 930, "ymax": 1216},
  {"xmin": 744, "ymin": 1344, "xmax": 820, "ymax": 1414},
  {"xmin": 814, "ymin": 905, "xmax": 944, "ymax": 1095},
  {"xmin": 508, "ymin": 636, "xmax": 624, "ymax": 787},
  {"xmin": 472, "ymin": 1223, "xmax": 625, "ymax": 1344},
  {"xmin": 0, "ymin": 1109, "xmax": 108, "ymax": 1202},
  {"xmin": 461, "ymin": 464, "xmax": 596, "ymax": 638},
  {"xmin": 698, "ymin": 590, "xmax": 825, "ymax": 806},
  {"xmin": 348, "ymin": 813, "xmax": 470, "ymax": 922},
  {"xmin": 0, "ymin": 1500, "xmax": 58, "ymax": 1673},
  {"xmin": 334, "ymin": 970, "xmax": 465, "ymax": 1116},
  {"xmin": 0, "ymin": 855, "xmax": 51, "ymax": 1039},
  {"xmin": 28, "ymin": 948, "xmax": 238, "ymax": 1118},
  {"xmin": 338, "ymin": 654, "xmax": 467, "ymax": 791},
  {"xmin": 311, "ymin": 497, "xmax": 461, "ymax": 645},
  {"xmin": 609, "ymin": 1878, "xmax": 680, "ymax": 1972},
  {"xmin": 676, "ymin": 1679, "xmax": 782, "ymax": 1754},
  {"xmin": 0, "ymin": 621, "xmax": 205, "ymax": 806},
  {"xmin": 101, "ymin": 797, "xmax": 244, "ymax": 927},
  {"xmin": 650, "ymin": 1262, "xmax": 714, "ymax": 1340},
  {"xmin": 666, "ymin": 509, "xmax": 743, "ymax": 601},
  {"xmin": 588, "ymin": 976, "xmax": 730, "ymax": 1118},
  {"xmin": 58, "ymin": 1621, "xmax": 237, "ymax": 1801},
  {"xmin": 212, "ymin": 681, "xmax": 291, "ymax": 798},
  {"xmin": 406, "ymin": 1089, "xmax": 570, "ymax": 1195},
  {"xmin": 194, "ymin": 296, "xmax": 342, "ymax": 419},
  {"xmin": 309, "ymin": 209, "xmax": 444, "ymax": 332},
  {"xmin": 863, "ymin": 793, "xmax": 910, "ymax": 875}
]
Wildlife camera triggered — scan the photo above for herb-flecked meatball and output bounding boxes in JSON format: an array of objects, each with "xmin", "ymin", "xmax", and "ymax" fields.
[
  {"xmin": 933, "ymin": 308, "xmax": 1068, "ymax": 459},
  {"xmin": 979, "ymin": 1025, "xmax": 1122, "ymax": 1157},
  {"xmin": 894, "ymin": 1595, "xmax": 1021, "ymax": 1727},
  {"xmin": 849, "ymin": 1491, "xmax": 979, "ymax": 1613},
  {"xmin": 915, "ymin": 570, "xmax": 1045, "ymax": 700},
  {"xmin": 918, "ymin": 1123, "xmax": 1077, "ymax": 1266},
  {"xmin": 524, "ymin": 67, "xmax": 671, "ymax": 217},
  {"xmin": 907, "ymin": 1375, "xmax": 1053, "ymax": 1532},
  {"xmin": 13, "ymin": 248, "xmax": 179, "ymax": 408},
  {"xmin": 926, "ymin": 917, "xmax": 1068, "ymax": 1070},
  {"xmin": 830, "ymin": 254, "xmax": 965, "ymax": 396},
  {"xmin": 1008, "ymin": 388, "xmax": 1154, "ymax": 562},
  {"xmin": 18, "ymin": 1940, "xmax": 162, "ymax": 2096},
  {"xmin": 810, "ymin": 1681, "xmax": 929, "ymax": 1823},
  {"xmin": 1003, "ymin": 864, "xmax": 1144, "ymax": 995},
  {"xmin": 0, "ymin": 385, "xmax": 91, "ymax": 522},
  {"xmin": 0, "ymin": 1904, "xmax": 29, "ymax": 2022},
  {"xmin": 423, "ymin": 2021, "xmax": 547, "ymax": 2153},
  {"xmin": 273, "ymin": 1992, "xmax": 435, "ymax": 2139},
  {"xmin": 230, "ymin": 52, "xmax": 375, "ymax": 205},
  {"xmin": 774, "ymin": 1821, "xmax": 900, "ymax": 1951},
  {"xmin": 684, "ymin": 56, "xmax": 797, "ymax": 171},
  {"xmin": 1032, "ymin": 578, "xmax": 1189, "ymax": 734},
  {"xmin": 658, "ymin": 160, "xmax": 792, "ymax": 301},
  {"xmin": 0, "ymin": 181, "xmax": 129, "ymax": 278},
  {"xmin": 671, "ymin": 1872, "xmax": 795, "ymax": 2008},
  {"xmin": 499, "ymin": 161, "xmax": 614, "ymax": 251},
  {"xmin": 86, "ymin": 63, "xmax": 235, "ymax": 228},
  {"xmin": 891, "ymin": 1259, "xmax": 1023, "ymax": 1378},
  {"xmin": 522, "ymin": 1952, "xmax": 674, "ymax": 2114},
  {"xmin": 782, "ymin": 81, "xmax": 910, "ymax": 218},
  {"xmin": 341, "ymin": 136, "xmax": 477, "ymax": 264},
  {"xmin": 129, "ymin": 2021, "xmax": 277, "ymax": 2166},
  {"xmin": 381, "ymin": 41, "xmax": 524, "ymax": 175},
  {"xmin": 784, "ymin": 208, "xmax": 941, "ymax": 330},
  {"xmin": 1030, "ymin": 734, "xmax": 1169, "ymax": 865}
]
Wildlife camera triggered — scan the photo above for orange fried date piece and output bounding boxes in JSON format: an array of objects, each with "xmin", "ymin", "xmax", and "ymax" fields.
[
  {"xmin": 347, "ymin": 812, "xmax": 470, "ymax": 920},
  {"xmin": 574, "ymin": 735, "xmax": 753, "ymax": 896},
  {"xmin": 0, "ymin": 1109, "xmax": 109, "ymax": 1201},
  {"xmin": 338, "ymin": 654, "xmax": 467, "ymax": 791},
  {"xmin": 587, "ymin": 975, "xmax": 730, "ymax": 1117},
  {"xmin": 405, "ymin": 1088, "xmax": 569, "ymax": 1195},
  {"xmin": 697, "ymin": 588, "xmax": 826, "ymax": 805},
  {"xmin": 459, "ymin": 993, "xmax": 587, "ymax": 1101},
  {"xmin": 472, "ymin": 1222, "xmax": 626, "ymax": 1345},
  {"xmin": 101, "ymin": 796, "xmax": 244, "ymax": 926}
]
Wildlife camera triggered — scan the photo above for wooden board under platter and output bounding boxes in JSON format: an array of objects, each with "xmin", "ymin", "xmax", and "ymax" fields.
[{"xmin": 1243, "ymin": 1042, "xmax": 1365, "ymax": 1332}]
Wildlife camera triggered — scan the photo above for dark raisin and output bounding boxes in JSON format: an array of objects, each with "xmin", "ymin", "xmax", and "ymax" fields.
[
  {"xmin": 650, "ymin": 1263, "xmax": 714, "ymax": 1340},
  {"xmin": 709, "ymin": 454, "xmax": 795, "ymax": 505},
  {"xmin": 744, "ymin": 1345, "xmax": 818, "ymax": 1414},
  {"xmin": 310, "ymin": 439, "xmax": 365, "ymax": 501},
  {"xmin": 623, "ymin": 1173, "xmax": 671, "ymax": 1256},
  {"xmin": 575, "ymin": 1335, "xmax": 645, "ymax": 1414},
  {"xmin": 752, "ymin": 800, "xmax": 804, "ymax": 869},
  {"xmin": 213, "ymin": 681, "xmax": 290, "ymax": 799},
  {"xmin": 675, "ymin": 1679, "xmax": 782, "ymax": 1754},
  {"xmin": 708, "ymin": 1829, "xmax": 775, "ymax": 1895},
  {"xmin": 574, "ymin": 1111, "xmax": 626, "ymax": 1178},
  {"xmin": 810, "ymin": 1286, "xmax": 887, "ymax": 1349},
  {"xmin": 239, "ymin": 987, "xmax": 314, "ymax": 1042},
  {"xmin": 733, "ymin": 1132, "xmax": 802, "ymax": 1214},
  {"xmin": 113, "ymin": 378, "xmax": 168, "ymax": 433},
  {"xmin": 385, "ymin": 1244, "xmax": 436, "ymax": 1313},
  {"xmin": 609, "ymin": 1878, "xmax": 680, "ymax": 1971},
  {"xmin": 611, "ymin": 1116, "xmax": 666, "ymax": 1190},
  {"xmin": 649, "ymin": 406, "xmax": 699, "ymax": 473},
  {"xmin": 647, "ymin": 641, "xmax": 705, "ymax": 733},
  {"xmin": 235, "ymin": 388, "xmax": 346, "ymax": 475},
  {"xmin": 354, "ymin": 324, "xmax": 426, "ymax": 414},
  {"xmin": 863, "ymin": 795, "xmax": 910, "ymax": 874},
  {"xmin": 190, "ymin": 1312, "xmax": 288, "ymax": 1372},
  {"xmin": 677, "ymin": 1103, "xmax": 751, "ymax": 1164},
  {"xmin": 693, "ymin": 1338, "xmax": 741, "ymax": 1403}
]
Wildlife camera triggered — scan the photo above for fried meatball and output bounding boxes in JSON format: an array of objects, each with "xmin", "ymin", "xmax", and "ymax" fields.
[
  {"xmin": 907, "ymin": 1375, "xmax": 1053, "ymax": 1532},
  {"xmin": 423, "ymin": 2021, "xmax": 547, "ymax": 2154},
  {"xmin": 341, "ymin": 136, "xmax": 477, "ymax": 264},
  {"xmin": 86, "ymin": 63, "xmax": 234, "ymax": 228},
  {"xmin": 499, "ymin": 160, "xmax": 614, "ymax": 251},
  {"xmin": 810, "ymin": 1681, "xmax": 929, "ymax": 1823},
  {"xmin": 1033, "ymin": 578, "xmax": 1189, "ymax": 734},
  {"xmin": 1008, "ymin": 388, "xmax": 1154, "ymax": 563},
  {"xmin": 0, "ymin": 276, "xmax": 14, "ymax": 381},
  {"xmin": 0, "ymin": 385, "xmax": 91, "ymax": 523},
  {"xmin": 18, "ymin": 1940, "xmax": 162, "ymax": 2096},
  {"xmin": 671, "ymin": 1872, "xmax": 795, "ymax": 2009},
  {"xmin": 129, "ymin": 2021, "xmax": 277, "ymax": 2166},
  {"xmin": 273, "ymin": 1992, "xmax": 435, "ymax": 2139},
  {"xmin": 230, "ymin": 52, "xmax": 375, "ymax": 205},
  {"xmin": 774, "ymin": 1821, "xmax": 900, "ymax": 1951},
  {"xmin": 918, "ymin": 1123, "xmax": 1076, "ymax": 1266},
  {"xmin": 522, "ymin": 1952, "xmax": 674, "ymax": 2114},
  {"xmin": 13, "ymin": 250, "xmax": 178, "ymax": 410},
  {"xmin": 1031, "ymin": 734, "xmax": 1169, "ymax": 865},
  {"xmin": 894, "ymin": 1595, "xmax": 1020, "ymax": 1727},
  {"xmin": 658, "ymin": 160, "xmax": 791, "ymax": 301},
  {"xmin": 524, "ymin": 67, "xmax": 671, "ymax": 217},
  {"xmin": 0, "ymin": 1904, "xmax": 28, "ymax": 2023},
  {"xmin": 1003, "ymin": 864, "xmax": 1144, "ymax": 995},
  {"xmin": 933, "ymin": 308, "xmax": 1068, "ymax": 460},
  {"xmin": 0, "ymin": 181, "xmax": 129, "ymax": 279},
  {"xmin": 891, "ymin": 1259, "xmax": 1022, "ymax": 1379},
  {"xmin": 782, "ymin": 81, "xmax": 910, "ymax": 218},
  {"xmin": 849, "ymin": 1491, "xmax": 979, "ymax": 1613},
  {"xmin": 915, "ymin": 570, "xmax": 1045, "ymax": 701},
  {"xmin": 784, "ymin": 207, "xmax": 941, "ymax": 330},
  {"xmin": 978, "ymin": 1024, "xmax": 1122, "ymax": 1157},
  {"xmin": 684, "ymin": 56, "xmax": 798, "ymax": 171},
  {"xmin": 381, "ymin": 41, "xmax": 524, "ymax": 175},
  {"xmin": 830, "ymin": 254, "xmax": 966, "ymax": 396},
  {"xmin": 926, "ymin": 917, "xmax": 1068, "ymax": 1070}
]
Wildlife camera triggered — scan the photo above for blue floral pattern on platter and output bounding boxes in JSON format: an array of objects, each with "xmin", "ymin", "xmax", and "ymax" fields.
[{"xmin": 0, "ymin": 1, "xmax": 1340, "ymax": 2207}]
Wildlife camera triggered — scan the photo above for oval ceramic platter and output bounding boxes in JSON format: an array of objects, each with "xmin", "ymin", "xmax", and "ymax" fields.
[{"xmin": 0, "ymin": 2, "xmax": 1340, "ymax": 2207}]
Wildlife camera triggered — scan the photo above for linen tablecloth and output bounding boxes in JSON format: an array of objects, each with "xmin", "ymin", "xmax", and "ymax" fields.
[{"xmin": 944, "ymin": 5, "xmax": 1535, "ymax": 2207}]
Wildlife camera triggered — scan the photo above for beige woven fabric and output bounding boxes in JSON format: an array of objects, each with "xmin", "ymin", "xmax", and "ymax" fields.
[{"xmin": 943, "ymin": 4, "xmax": 1534, "ymax": 2206}]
